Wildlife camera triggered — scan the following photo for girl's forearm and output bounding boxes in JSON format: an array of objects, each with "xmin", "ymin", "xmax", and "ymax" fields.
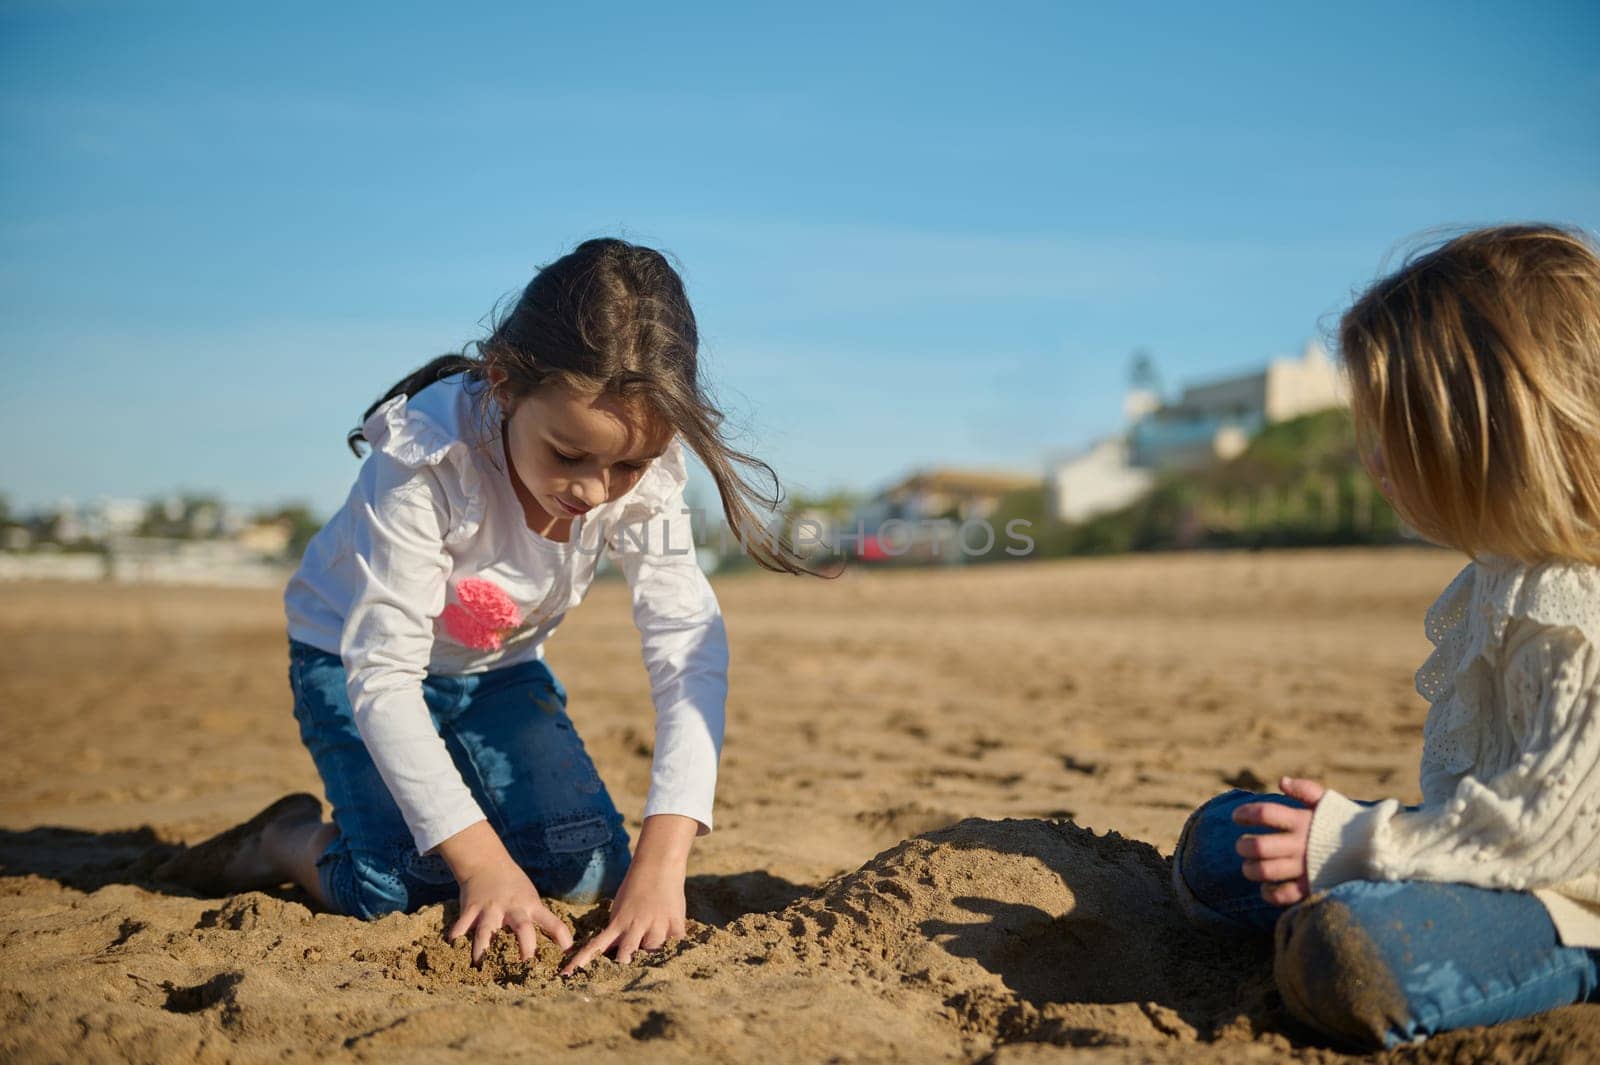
[
  {"xmin": 434, "ymin": 819, "xmax": 511, "ymax": 880},
  {"xmin": 631, "ymin": 813, "xmax": 699, "ymax": 873}
]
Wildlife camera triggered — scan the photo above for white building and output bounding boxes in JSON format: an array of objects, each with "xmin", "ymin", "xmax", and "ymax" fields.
[
  {"xmin": 1047, "ymin": 341, "xmax": 1347, "ymax": 523},
  {"xmin": 1046, "ymin": 437, "xmax": 1154, "ymax": 524}
]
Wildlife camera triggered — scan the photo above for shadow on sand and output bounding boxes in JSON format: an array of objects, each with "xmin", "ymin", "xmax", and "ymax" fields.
[
  {"xmin": 0, "ymin": 825, "xmax": 186, "ymax": 892},
  {"xmin": 0, "ymin": 824, "xmax": 813, "ymax": 929}
]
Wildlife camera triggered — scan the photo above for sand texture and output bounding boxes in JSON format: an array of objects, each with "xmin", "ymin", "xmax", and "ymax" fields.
[{"xmin": 3, "ymin": 549, "xmax": 1597, "ymax": 1063}]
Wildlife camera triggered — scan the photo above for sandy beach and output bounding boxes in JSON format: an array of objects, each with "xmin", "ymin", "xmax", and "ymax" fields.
[{"xmin": 3, "ymin": 548, "xmax": 1595, "ymax": 1063}]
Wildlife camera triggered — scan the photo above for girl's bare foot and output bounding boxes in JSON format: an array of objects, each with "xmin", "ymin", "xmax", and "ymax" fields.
[{"xmin": 156, "ymin": 793, "xmax": 323, "ymax": 896}]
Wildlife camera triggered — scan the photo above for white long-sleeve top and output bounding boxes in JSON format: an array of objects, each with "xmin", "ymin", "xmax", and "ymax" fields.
[
  {"xmin": 283, "ymin": 373, "xmax": 729, "ymax": 855},
  {"xmin": 1306, "ymin": 556, "xmax": 1600, "ymax": 946}
]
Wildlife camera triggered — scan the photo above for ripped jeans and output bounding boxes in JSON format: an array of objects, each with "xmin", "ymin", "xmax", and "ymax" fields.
[
  {"xmin": 288, "ymin": 639, "xmax": 631, "ymax": 919},
  {"xmin": 1173, "ymin": 790, "xmax": 1600, "ymax": 1050}
]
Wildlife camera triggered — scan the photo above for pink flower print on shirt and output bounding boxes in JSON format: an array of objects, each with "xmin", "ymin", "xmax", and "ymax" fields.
[
  {"xmin": 440, "ymin": 577, "xmax": 524, "ymax": 651},
  {"xmin": 455, "ymin": 577, "xmax": 522, "ymax": 631},
  {"xmin": 440, "ymin": 603, "xmax": 503, "ymax": 651}
]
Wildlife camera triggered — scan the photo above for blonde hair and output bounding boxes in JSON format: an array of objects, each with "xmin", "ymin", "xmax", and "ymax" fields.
[{"xmin": 1339, "ymin": 224, "xmax": 1600, "ymax": 566}]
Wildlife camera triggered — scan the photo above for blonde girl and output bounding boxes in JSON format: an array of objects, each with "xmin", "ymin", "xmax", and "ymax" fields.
[{"xmin": 1172, "ymin": 225, "xmax": 1600, "ymax": 1048}]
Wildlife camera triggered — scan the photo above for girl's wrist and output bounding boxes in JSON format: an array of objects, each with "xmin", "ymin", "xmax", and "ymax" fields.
[
  {"xmin": 435, "ymin": 819, "xmax": 513, "ymax": 881},
  {"xmin": 630, "ymin": 813, "xmax": 698, "ymax": 873}
]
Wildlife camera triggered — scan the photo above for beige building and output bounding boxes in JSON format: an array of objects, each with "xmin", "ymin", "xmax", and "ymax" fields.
[
  {"xmin": 1048, "ymin": 341, "xmax": 1347, "ymax": 523},
  {"xmin": 1129, "ymin": 341, "xmax": 1347, "ymax": 470}
]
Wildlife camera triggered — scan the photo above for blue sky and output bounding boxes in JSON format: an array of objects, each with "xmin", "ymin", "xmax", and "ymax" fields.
[{"xmin": 3, "ymin": 1, "xmax": 1597, "ymax": 516}]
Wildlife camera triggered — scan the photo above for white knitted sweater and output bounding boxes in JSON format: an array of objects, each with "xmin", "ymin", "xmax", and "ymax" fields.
[{"xmin": 1306, "ymin": 556, "xmax": 1600, "ymax": 947}]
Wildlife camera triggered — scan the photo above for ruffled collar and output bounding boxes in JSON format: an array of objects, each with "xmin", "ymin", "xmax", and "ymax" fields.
[
  {"xmin": 1417, "ymin": 556, "xmax": 1600, "ymax": 777},
  {"xmin": 360, "ymin": 373, "xmax": 692, "ymax": 548}
]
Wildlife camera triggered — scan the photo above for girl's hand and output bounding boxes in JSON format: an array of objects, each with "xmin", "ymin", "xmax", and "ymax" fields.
[
  {"xmin": 438, "ymin": 821, "xmax": 574, "ymax": 965},
  {"xmin": 560, "ymin": 858, "xmax": 687, "ymax": 974},
  {"xmin": 1231, "ymin": 776, "xmax": 1326, "ymax": 907},
  {"xmin": 561, "ymin": 813, "xmax": 697, "ymax": 975}
]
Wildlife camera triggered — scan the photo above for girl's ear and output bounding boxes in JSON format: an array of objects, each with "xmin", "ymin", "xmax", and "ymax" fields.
[{"xmin": 486, "ymin": 367, "xmax": 516, "ymax": 414}]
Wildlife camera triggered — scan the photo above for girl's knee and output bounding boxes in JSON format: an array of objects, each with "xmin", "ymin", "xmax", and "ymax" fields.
[
  {"xmin": 541, "ymin": 840, "xmax": 631, "ymax": 905},
  {"xmin": 1172, "ymin": 790, "xmax": 1255, "ymax": 919},
  {"xmin": 1274, "ymin": 892, "xmax": 1407, "ymax": 1050},
  {"xmin": 1177, "ymin": 793, "xmax": 1226, "ymax": 860},
  {"xmin": 1181, "ymin": 789, "xmax": 1265, "ymax": 851},
  {"xmin": 322, "ymin": 845, "xmax": 451, "ymax": 920},
  {"xmin": 329, "ymin": 862, "xmax": 409, "ymax": 920},
  {"xmin": 508, "ymin": 817, "xmax": 631, "ymax": 905}
]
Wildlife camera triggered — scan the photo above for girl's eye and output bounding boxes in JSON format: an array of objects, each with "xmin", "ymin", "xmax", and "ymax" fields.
[{"xmin": 552, "ymin": 448, "xmax": 584, "ymax": 465}]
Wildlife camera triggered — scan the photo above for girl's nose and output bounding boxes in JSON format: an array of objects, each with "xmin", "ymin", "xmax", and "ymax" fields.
[{"xmin": 572, "ymin": 469, "xmax": 608, "ymax": 506}]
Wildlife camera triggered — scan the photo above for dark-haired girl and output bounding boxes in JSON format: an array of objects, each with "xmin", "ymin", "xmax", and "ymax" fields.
[{"xmin": 161, "ymin": 238, "xmax": 809, "ymax": 972}]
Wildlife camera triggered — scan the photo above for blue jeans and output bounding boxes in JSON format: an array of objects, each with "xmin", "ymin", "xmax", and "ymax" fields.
[
  {"xmin": 288, "ymin": 638, "xmax": 631, "ymax": 919},
  {"xmin": 1173, "ymin": 789, "xmax": 1600, "ymax": 1050}
]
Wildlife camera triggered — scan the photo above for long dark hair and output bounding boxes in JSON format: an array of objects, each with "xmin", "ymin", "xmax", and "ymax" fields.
[{"xmin": 349, "ymin": 237, "xmax": 812, "ymax": 575}]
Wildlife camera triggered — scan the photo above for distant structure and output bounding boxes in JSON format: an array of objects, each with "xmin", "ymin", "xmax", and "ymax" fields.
[
  {"xmin": 0, "ymin": 496, "xmax": 301, "ymax": 587},
  {"xmin": 847, "ymin": 467, "xmax": 1039, "ymax": 563},
  {"xmin": 860, "ymin": 468, "xmax": 1038, "ymax": 526},
  {"xmin": 1048, "ymin": 341, "xmax": 1347, "ymax": 523},
  {"xmin": 1048, "ymin": 436, "xmax": 1157, "ymax": 526}
]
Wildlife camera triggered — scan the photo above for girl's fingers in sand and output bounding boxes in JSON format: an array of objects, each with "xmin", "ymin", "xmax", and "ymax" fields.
[
  {"xmin": 507, "ymin": 909, "xmax": 540, "ymax": 961},
  {"xmin": 1235, "ymin": 832, "xmax": 1303, "ymax": 860},
  {"xmin": 448, "ymin": 904, "xmax": 482, "ymax": 944},
  {"xmin": 640, "ymin": 919, "xmax": 671, "ymax": 952},
  {"xmin": 473, "ymin": 906, "xmax": 503, "ymax": 966},
  {"xmin": 1241, "ymin": 857, "xmax": 1305, "ymax": 883},
  {"xmin": 1259, "ymin": 880, "xmax": 1307, "ymax": 906},
  {"xmin": 1231, "ymin": 802, "xmax": 1309, "ymax": 832},
  {"xmin": 531, "ymin": 902, "xmax": 574, "ymax": 952},
  {"xmin": 613, "ymin": 923, "xmax": 648, "ymax": 965},
  {"xmin": 561, "ymin": 925, "xmax": 622, "ymax": 976}
]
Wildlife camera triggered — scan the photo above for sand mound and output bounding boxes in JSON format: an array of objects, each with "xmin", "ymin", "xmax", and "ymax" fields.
[{"xmin": 673, "ymin": 817, "xmax": 1280, "ymax": 1053}]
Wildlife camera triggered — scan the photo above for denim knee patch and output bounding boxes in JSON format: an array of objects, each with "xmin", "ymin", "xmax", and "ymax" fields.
[
  {"xmin": 544, "ymin": 815, "xmax": 614, "ymax": 854},
  {"xmin": 318, "ymin": 839, "xmax": 457, "ymax": 921},
  {"xmin": 319, "ymin": 846, "xmax": 407, "ymax": 920},
  {"xmin": 405, "ymin": 848, "xmax": 456, "ymax": 886}
]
